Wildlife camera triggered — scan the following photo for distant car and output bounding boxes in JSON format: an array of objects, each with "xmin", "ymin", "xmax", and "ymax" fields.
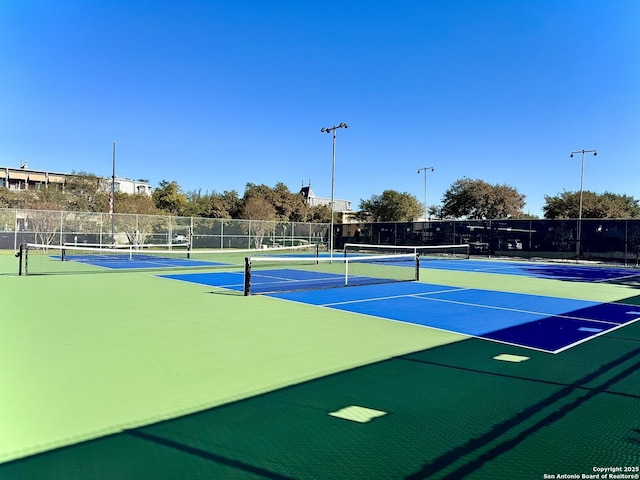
[
  {"xmin": 506, "ymin": 239, "xmax": 523, "ymax": 250},
  {"xmin": 173, "ymin": 235, "xmax": 187, "ymax": 243}
]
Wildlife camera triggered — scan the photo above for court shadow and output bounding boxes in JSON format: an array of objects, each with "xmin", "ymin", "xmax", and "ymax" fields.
[{"xmin": 2, "ymin": 334, "xmax": 640, "ymax": 479}]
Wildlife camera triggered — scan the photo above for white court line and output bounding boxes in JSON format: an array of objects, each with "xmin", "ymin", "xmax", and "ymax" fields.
[
  {"xmin": 433, "ymin": 260, "xmax": 640, "ymax": 282},
  {"xmin": 324, "ymin": 287, "xmax": 637, "ymax": 327},
  {"xmin": 553, "ymin": 319, "xmax": 640, "ymax": 354},
  {"xmin": 411, "ymin": 295, "xmax": 632, "ymax": 326},
  {"xmin": 321, "ymin": 287, "xmax": 471, "ymax": 307},
  {"xmin": 252, "ymin": 271, "xmax": 345, "ymax": 286},
  {"xmin": 270, "ymin": 285, "xmax": 640, "ymax": 355},
  {"xmin": 594, "ymin": 271, "xmax": 640, "ymax": 283},
  {"xmin": 265, "ymin": 277, "xmax": 640, "ymax": 354}
]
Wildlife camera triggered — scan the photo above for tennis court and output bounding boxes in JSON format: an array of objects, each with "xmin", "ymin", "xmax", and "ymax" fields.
[
  {"xmin": 420, "ymin": 257, "xmax": 640, "ymax": 282},
  {"xmin": 2, "ymin": 249, "xmax": 640, "ymax": 479},
  {"xmin": 63, "ymin": 252, "xmax": 223, "ymax": 269},
  {"xmin": 162, "ymin": 264, "xmax": 640, "ymax": 353},
  {"xmin": 16, "ymin": 243, "xmax": 318, "ymax": 275}
]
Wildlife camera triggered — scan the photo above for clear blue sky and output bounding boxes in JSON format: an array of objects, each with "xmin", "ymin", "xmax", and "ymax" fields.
[{"xmin": 1, "ymin": 0, "xmax": 638, "ymax": 217}]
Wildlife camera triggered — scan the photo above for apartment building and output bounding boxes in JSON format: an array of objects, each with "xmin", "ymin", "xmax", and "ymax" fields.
[{"xmin": 0, "ymin": 165, "xmax": 152, "ymax": 195}]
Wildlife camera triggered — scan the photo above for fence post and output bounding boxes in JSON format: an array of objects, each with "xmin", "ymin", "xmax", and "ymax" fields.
[
  {"xmin": 625, "ymin": 220, "xmax": 628, "ymax": 266},
  {"xmin": 14, "ymin": 208, "xmax": 18, "ymax": 251}
]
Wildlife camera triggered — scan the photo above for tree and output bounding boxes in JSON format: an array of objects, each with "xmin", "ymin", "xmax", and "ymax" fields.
[
  {"xmin": 0, "ymin": 188, "xmax": 25, "ymax": 209},
  {"xmin": 184, "ymin": 189, "xmax": 241, "ymax": 218},
  {"xmin": 240, "ymin": 197, "xmax": 277, "ymax": 249},
  {"xmin": 113, "ymin": 193, "xmax": 162, "ymax": 215},
  {"xmin": 65, "ymin": 171, "xmax": 105, "ymax": 211},
  {"xmin": 240, "ymin": 197, "xmax": 277, "ymax": 221},
  {"xmin": 110, "ymin": 193, "xmax": 165, "ymax": 245},
  {"xmin": 22, "ymin": 183, "xmax": 78, "ymax": 245},
  {"xmin": 270, "ymin": 182, "xmax": 311, "ymax": 222},
  {"xmin": 440, "ymin": 178, "xmax": 525, "ymax": 219},
  {"xmin": 309, "ymin": 204, "xmax": 332, "ymax": 223},
  {"xmin": 543, "ymin": 191, "xmax": 640, "ymax": 219},
  {"xmin": 152, "ymin": 180, "xmax": 188, "ymax": 215},
  {"xmin": 358, "ymin": 190, "xmax": 423, "ymax": 222},
  {"xmin": 242, "ymin": 182, "xmax": 311, "ymax": 221}
]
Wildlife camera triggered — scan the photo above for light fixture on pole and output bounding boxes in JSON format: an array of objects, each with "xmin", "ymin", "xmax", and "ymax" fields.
[
  {"xmin": 570, "ymin": 149, "xmax": 597, "ymax": 257},
  {"xmin": 417, "ymin": 166, "xmax": 434, "ymax": 221},
  {"xmin": 321, "ymin": 122, "xmax": 348, "ymax": 259}
]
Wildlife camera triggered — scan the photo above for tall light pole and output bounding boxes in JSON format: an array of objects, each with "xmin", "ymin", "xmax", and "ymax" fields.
[
  {"xmin": 321, "ymin": 122, "xmax": 348, "ymax": 258},
  {"xmin": 110, "ymin": 141, "xmax": 116, "ymax": 237},
  {"xmin": 417, "ymin": 166, "xmax": 434, "ymax": 220},
  {"xmin": 570, "ymin": 149, "xmax": 597, "ymax": 257}
]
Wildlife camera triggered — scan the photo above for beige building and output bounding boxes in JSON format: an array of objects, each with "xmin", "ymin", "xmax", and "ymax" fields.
[
  {"xmin": 299, "ymin": 183, "xmax": 356, "ymax": 222},
  {"xmin": 0, "ymin": 164, "xmax": 152, "ymax": 195},
  {"xmin": 299, "ymin": 184, "xmax": 351, "ymax": 211}
]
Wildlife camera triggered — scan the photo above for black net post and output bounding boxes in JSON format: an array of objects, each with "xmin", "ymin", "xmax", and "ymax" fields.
[
  {"xmin": 415, "ymin": 254, "xmax": 420, "ymax": 281},
  {"xmin": 15, "ymin": 243, "xmax": 23, "ymax": 276},
  {"xmin": 244, "ymin": 257, "xmax": 251, "ymax": 296}
]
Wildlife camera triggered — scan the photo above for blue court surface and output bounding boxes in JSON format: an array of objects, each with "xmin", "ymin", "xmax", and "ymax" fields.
[
  {"xmin": 421, "ymin": 257, "xmax": 640, "ymax": 282},
  {"xmin": 159, "ymin": 270, "xmax": 640, "ymax": 354},
  {"xmin": 62, "ymin": 254, "xmax": 225, "ymax": 269}
]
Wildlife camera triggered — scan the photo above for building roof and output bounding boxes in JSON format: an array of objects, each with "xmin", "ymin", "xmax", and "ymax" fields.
[{"xmin": 299, "ymin": 184, "xmax": 352, "ymax": 212}]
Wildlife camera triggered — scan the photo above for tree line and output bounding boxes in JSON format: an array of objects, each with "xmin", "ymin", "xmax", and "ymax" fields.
[
  {"xmin": 1, "ymin": 173, "xmax": 638, "ymax": 221},
  {"xmin": 0, "ymin": 174, "xmax": 333, "ymax": 222}
]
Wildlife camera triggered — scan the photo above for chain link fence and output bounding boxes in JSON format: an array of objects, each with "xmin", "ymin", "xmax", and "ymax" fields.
[
  {"xmin": 0, "ymin": 208, "xmax": 329, "ymax": 251},
  {"xmin": 338, "ymin": 218, "xmax": 640, "ymax": 265},
  {"xmin": 2, "ymin": 208, "xmax": 639, "ymax": 264}
]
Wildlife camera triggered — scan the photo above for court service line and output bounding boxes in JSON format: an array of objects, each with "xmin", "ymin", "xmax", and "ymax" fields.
[
  {"xmin": 320, "ymin": 287, "xmax": 471, "ymax": 307},
  {"xmin": 253, "ymin": 273, "xmax": 346, "ymax": 287},
  {"xmin": 594, "ymin": 272, "xmax": 640, "ymax": 283},
  {"xmin": 411, "ymin": 295, "xmax": 629, "ymax": 326}
]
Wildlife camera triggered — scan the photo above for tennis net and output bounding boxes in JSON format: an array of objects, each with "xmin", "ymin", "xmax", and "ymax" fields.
[
  {"xmin": 343, "ymin": 243, "xmax": 470, "ymax": 260},
  {"xmin": 18, "ymin": 243, "xmax": 319, "ymax": 276},
  {"xmin": 244, "ymin": 252, "xmax": 419, "ymax": 295},
  {"xmin": 62, "ymin": 241, "xmax": 191, "ymax": 250}
]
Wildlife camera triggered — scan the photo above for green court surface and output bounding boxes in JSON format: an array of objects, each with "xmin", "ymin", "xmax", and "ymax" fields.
[{"xmin": 1, "ymin": 251, "xmax": 640, "ymax": 479}]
